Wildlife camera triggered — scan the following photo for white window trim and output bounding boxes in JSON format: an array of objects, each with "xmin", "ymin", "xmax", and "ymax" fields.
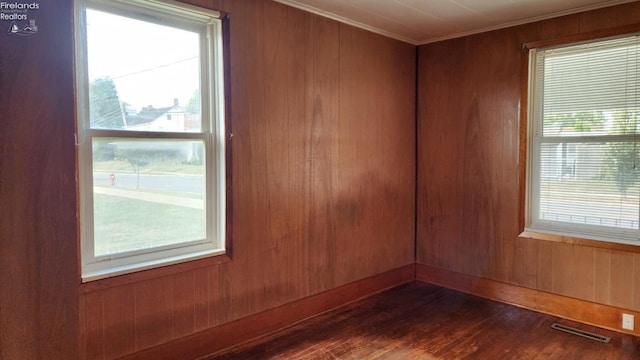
[
  {"xmin": 75, "ymin": 0, "xmax": 226, "ymax": 281},
  {"xmin": 525, "ymin": 34, "xmax": 640, "ymax": 247}
]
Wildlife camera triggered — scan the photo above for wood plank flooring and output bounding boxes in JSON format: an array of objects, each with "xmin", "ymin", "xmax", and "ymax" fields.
[{"xmin": 211, "ymin": 282, "xmax": 640, "ymax": 359}]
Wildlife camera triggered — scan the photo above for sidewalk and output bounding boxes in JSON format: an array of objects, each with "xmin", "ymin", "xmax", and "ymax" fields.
[{"xmin": 94, "ymin": 186, "xmax": 204, "ymax": 210}]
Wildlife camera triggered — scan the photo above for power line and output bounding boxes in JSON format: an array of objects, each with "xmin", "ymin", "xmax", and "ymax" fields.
[{"xmin": 110, "ymin": 56, "xmax": 198, "ymax": 80}]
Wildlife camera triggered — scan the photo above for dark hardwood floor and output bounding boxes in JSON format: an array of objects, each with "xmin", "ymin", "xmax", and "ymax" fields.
[{"xmin": 211, "ymin": 282, "xmax": 640, "ymax": 359}]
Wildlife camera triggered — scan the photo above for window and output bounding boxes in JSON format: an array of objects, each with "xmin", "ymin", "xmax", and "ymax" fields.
[
  {"xmin": 75, "ymin": 0, "xmax": 226, "ymax": 281},
  {"xmin": 526, "ymin": 34, "xmax": 640, "ymax": 245}
]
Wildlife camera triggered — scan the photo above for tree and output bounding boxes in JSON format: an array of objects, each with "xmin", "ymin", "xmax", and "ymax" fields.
[
  {"xmin": 89, "ymin": 77, "xmax": 125, "ymax": 129},
  {"xmin": 92, "ymin": 141, "xmax": 116, "ymax": 161},
  {"xmin": 115, "ymin": 142, "xmax": 184, "ymax": 188},
  {"xmin": 186, "ymin": 88, "xmax": 200, "ymax": 114},
  {"xmin": 117, "ymin": 149, "xmax": 150, "ymax": 189},
  {"xmin": 544, "ymin": 111, "xmax": 605, "ymax": 132},
  {"xmin": 605, "ymin": 110, "xmax": 639, "ymax": 197}
]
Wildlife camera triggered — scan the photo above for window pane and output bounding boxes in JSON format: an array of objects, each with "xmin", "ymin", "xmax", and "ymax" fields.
[
  {"xmin": 86, "ymin": 9, "xmax": 201, "ymax": 132},
  {"xmin": 542, "ymin": 37, "xmax": 639, "ymax": 116},
  {"xmin": 542, "ymin": 111, "xmax": 607, "ymax": 137},
  {"xmin": 542, "ymin": 110, "xmax": 640, "ymax": 137},
  {"xmin": 530, "ymin": 35, "xmax": 640, "ymax": 243},
  {"xmin": 92, "ymin": 138, "xmax": 205, "ymax": 256},
  {"xmin": 539, "ymin": 141, "xmax": 639, "ymax": 230}
]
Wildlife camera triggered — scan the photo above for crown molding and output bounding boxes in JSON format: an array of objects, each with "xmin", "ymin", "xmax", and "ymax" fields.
[
  {"xmin": 273, "ymin": 0, "xmax": 640, "ymax": 46},
  {"xmin": 272, "ymin": 0, "xmax": 418, "ymax": 44}
]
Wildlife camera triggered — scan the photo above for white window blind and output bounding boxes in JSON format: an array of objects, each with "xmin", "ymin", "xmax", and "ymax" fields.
[{"xmin": 527, "ymin": 34, "xmax": 640, "ymax": 244}]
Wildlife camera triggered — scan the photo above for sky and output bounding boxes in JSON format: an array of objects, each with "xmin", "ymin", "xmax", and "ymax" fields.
[{"xmin": 86, "ymin": 9, "xmax": 200, "ymax": 111}]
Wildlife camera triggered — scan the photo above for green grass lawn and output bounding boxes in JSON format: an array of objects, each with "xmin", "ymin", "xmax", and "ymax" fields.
[{"xmin": 93, "ymin": 193, "xmax": 205, "ymax": 256}]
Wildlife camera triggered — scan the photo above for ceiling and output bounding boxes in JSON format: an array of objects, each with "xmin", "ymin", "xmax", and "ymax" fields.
[{"xmin": 273, "ymin": 0, "xmax": 638, "ymax": 45}]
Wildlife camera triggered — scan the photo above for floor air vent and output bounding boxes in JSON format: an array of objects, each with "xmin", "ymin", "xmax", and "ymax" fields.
[{"xmin": 550, "ymin": 323, "xmax": 611, "ymax": 343}]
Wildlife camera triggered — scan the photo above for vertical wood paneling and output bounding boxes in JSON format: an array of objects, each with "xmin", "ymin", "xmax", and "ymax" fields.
[
  {"xmin": 81, "ymin": 0, "xmax": 415, "ymax": 358},
  {"xmin": 417, "ymin": 40, "xmax": 465, "ymax": 271},
  {"xmin": 220, "ymin": 0, "xmax": 270, "ymax": 321},
  {"xmin": 610, "ymin": 251, "xmax": 635, "ymax": 309},
  {"xmin": 634, "ymin": 253, "xmax": 640, "ymax": 310},
  {"xmin": 594, "ymin": 249, "xmax": 612, "ymax": 304},
  {"xmin": 459, "ymin": 30, "xmax": 523, "ymax": 280},
  {"xmin": 535, "ymin": 15, "xmax": 580, "ymax": 40},
  {"xmin": 135, "ymin": 278, "xmax": 174, "ymax": 350},
  {"xmin": 551, "ymin": 243, "xmax": 574, "ymax": 297},
  {"xmin": 84, "ymin": 292, "xmax": 105, "ymax": 360},
  {"xmin": 6, "ymin": 1, "xmax": 639, "ymax": 359},
  {"xmin": 193, "ymin": 267, "xmax": 210, "ymax": 332},
  {"xmin": 496, "ymin": 29, "xmax": 522, "ymax": 283},
  {"xmin": 172, "ymin": 271, "xmax": 196, "ymax": 339},
  {"xmin": 103, "ymin": 286, "xmax": 136, "ymax": 359},
  {"xmin": 335, "ymin": 26, "xmax": 378, "ymax": 283},
  {"xmin": 416, "ymin": 0, "xmax": 640, "ymax": 319},
  {"xmin": 578, "ymin": 4, "xmax": 640, "ymax": 32},
  {"xmin": 0, "ymin": 1, "xmax": 79, "ymax": 359},
  {"xmin": 418, "ymin": 29, "xmax": 523, "ymax": 281},
  {"xmin": 511, "ymin": 237, "xmax": 537, "ymax": 288},
  {"xmin": 335, "ymin": 25, "xmax": 415, "ymax": 284},
  {"xmin": 209, "ymin": 265, "xmax": 233, "ymax": 328},
  {"xmin": 536, "ymin": 241, "xmax": 554, "ymax": 292},
  {"xmin": 260, "ymin": 1, "xmax": 311, "ymax": 307},
  {"xmin": 305, "ymin": 15, "xmax": 340, "ymax": 294},
  {"xmin": 573, "ymin": 246, "xmax": 595, "ymax": 301}
]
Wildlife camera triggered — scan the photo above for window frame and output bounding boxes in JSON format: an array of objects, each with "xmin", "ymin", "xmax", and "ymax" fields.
[
  {"xmin": 75, "ymin": 0, "xmax": 229, "ymax": 282},
  {"xmin": 522, "ymin": 28, "xmax": 640, "ymax": 249}
]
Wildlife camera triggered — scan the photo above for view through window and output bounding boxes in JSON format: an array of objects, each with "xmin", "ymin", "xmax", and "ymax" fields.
[
  {"xmin": 527, "ymin": 34, "xmax": 640, "ymax": 244},
  {"xmin": 77, "ymin": 0, "xmax": 226, "ymax": 280}
]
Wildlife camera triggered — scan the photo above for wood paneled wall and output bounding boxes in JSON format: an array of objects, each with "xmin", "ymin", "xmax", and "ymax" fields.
[
  {"xmin": 0, "ymin": 0, "xmax": 80, "ymax": 359},
  {"xmin": 417, "ymin": 1, "xmax": 640, "ymax": 312},
  {"xmin": 79, "ymin": 0, "xmax": 416, "ymax": 358},
  {"xmin": 9, "ymin": 0, "xmax": 639, "ymax": 358}
]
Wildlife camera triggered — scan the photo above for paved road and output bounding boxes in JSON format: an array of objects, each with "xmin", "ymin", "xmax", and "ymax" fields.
[
  {"xmin": 94, "ymin": 172, "xmax": 204, "ymax": 194},
  {"xmin": 540, "ymin": 197, "xmax": 639, "ymax": 229}
]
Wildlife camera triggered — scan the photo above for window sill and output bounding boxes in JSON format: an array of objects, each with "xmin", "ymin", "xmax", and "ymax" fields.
[
  {"xmin": 80, "ymin": 252, "xmax": 231, "ymax": 293},
  {"xmin": 518, "ymin": 230, "xmax": 640, "ymax": 253}
]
